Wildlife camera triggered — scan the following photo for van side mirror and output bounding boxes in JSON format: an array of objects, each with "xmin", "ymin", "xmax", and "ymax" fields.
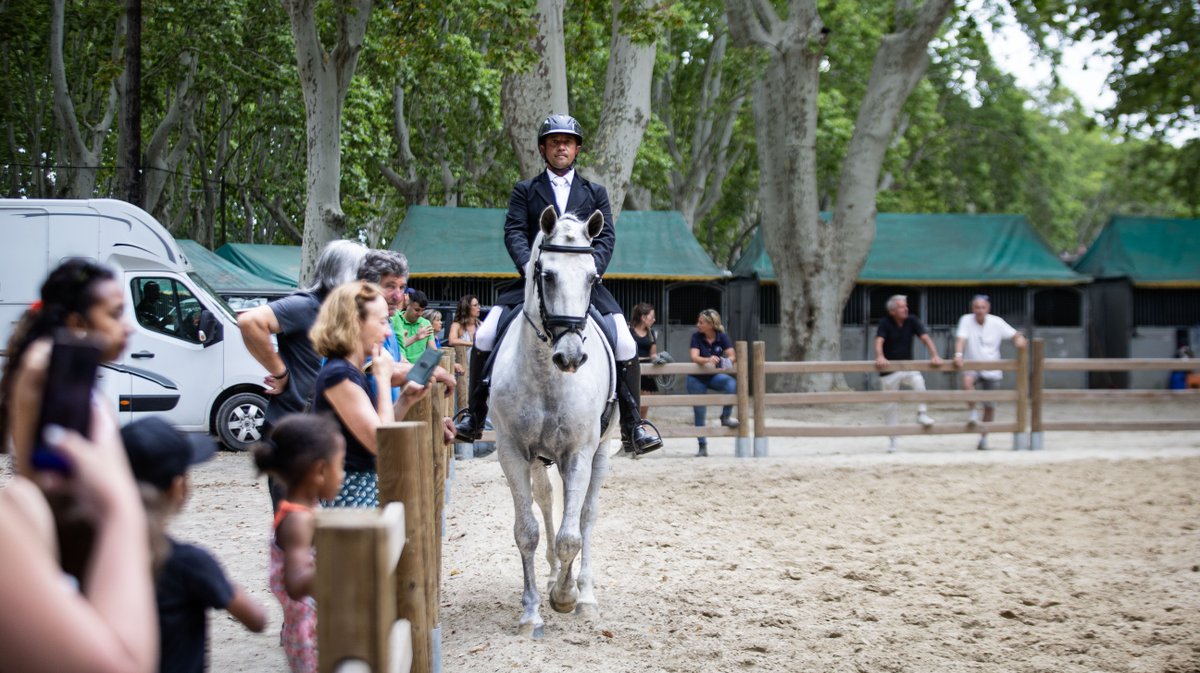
[{"xmin": 199, "ymin": 310, "xmax": 223, "ymax": 347}]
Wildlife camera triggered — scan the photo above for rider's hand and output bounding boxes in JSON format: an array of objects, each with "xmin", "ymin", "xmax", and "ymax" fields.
[{"xmin": 874, "ymin": 355, "xmax": 889, "ymax": 369}]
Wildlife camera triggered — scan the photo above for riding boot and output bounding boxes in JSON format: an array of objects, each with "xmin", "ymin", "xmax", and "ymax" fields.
[
  {"xmin": 453, "ymin": 348, "xmax": 491, "ymax": 443},
  {"xmin": 617, "ymin": 358, "xmax": 663, "ymax": 455}
]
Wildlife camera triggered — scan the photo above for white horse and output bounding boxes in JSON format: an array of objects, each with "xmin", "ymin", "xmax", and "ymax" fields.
[{"xmin": 489, "ymin": 206, "xmax": 616, "ymax": 638}]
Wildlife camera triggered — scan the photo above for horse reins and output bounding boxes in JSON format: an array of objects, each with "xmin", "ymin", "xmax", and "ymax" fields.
[{"xmin": 526, "ymin": 241, "xmax": 599, "ymax": 346}]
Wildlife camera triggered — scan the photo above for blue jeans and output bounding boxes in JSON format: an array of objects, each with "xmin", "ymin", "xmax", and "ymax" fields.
[{"xmin": 687, "ymin": 374, "xmax": 736, "ymax": 445}]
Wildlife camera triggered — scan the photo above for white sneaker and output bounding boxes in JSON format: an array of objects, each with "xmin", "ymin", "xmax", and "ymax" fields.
[
  {"xmin": 967, "ymin": 410, "xmax": 980, "ymax": 428},
  {"xmin": 916, "ymin": 412, "xmax": 935, "ymax": 427}
]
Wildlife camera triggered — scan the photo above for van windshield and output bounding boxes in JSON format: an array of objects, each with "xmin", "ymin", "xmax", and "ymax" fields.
[{"xmin": 187, "ymin": 272, "xmax": 238, "ymax": 321}]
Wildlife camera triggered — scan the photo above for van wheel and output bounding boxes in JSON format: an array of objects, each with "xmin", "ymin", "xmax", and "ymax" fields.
[{"xmin": 216, "ymin": 392, "xmax": 268, "ymax": 451}]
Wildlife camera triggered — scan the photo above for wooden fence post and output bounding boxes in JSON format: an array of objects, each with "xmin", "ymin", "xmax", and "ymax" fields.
[
  {"xmin": 1030, "ymin": 338, "xmax": 1045, "ymax": 451},
  {"xmin": 452, "ymin": 345, "xmax": 472, "ymax": 460},
  {"xmin": 735, "ymin": 341, "xmax": 751, "ymax": 457},
  {"xmin": 314, "ymin": 503, "xmax": 411, "ymax": 673},
  {"xmin": 424, "ymin": 361, "xmax": 450, "ymax": 633},
  {"xmin": 1014, "ymin": 341, "xmax": 1030, "ymax": 451},
  {"xmin": 437, "ymin": 349, "xmax": 455, "ymax": 500},
  {"xmin": 752, "ymin": 341, "xmax": 768, "ymax": 457},
  {"xmin": 378, "ymin": 421, "xmax": 439, "ymax": 673}
]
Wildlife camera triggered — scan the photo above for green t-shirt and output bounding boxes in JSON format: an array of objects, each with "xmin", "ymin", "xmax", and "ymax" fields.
[{"xmin": 392, "ymin": 312, "xmax": 433, "ymax": 363}]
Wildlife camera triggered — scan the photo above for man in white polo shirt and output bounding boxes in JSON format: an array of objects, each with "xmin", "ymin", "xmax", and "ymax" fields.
[{"xmin": 952, "ymin": 294, "xmax": 1027, "ymax": 450}]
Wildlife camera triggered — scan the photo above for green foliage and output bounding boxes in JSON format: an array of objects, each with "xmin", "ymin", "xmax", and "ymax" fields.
[
  {"xmin": 2, "ymin": 0, "xmax": 1191, "ymax": 261},
  {"xmin": 1011, "ymin": 0, "xmax": 1199, "ymax": 132}
]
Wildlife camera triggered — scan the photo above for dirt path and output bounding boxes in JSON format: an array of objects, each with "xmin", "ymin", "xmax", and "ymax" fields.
[{"xmin": 6, "ymin": 400, "xmax": 1198, "ymax": 672}]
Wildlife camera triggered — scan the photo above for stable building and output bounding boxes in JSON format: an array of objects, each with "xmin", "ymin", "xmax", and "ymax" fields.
[
  {"xmin": 389, "ymin": 206, "xmax": 728, "ymax": 358},
  {"xmin": 178, "ymin": 240, "xmax": 292, "ymax": 310},
  {"xmin": 731, "ymin": 213, "xmax": 1091, "ymax": 389},
  {"xmin": 1073, "ymin": 215, "xmax": 1200, "ymax": 388}
]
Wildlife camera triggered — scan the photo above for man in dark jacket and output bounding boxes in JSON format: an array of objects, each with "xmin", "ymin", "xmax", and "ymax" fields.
[{"xmin": 454, "ymin": 114, "xmax": 662, "ymax": 456}]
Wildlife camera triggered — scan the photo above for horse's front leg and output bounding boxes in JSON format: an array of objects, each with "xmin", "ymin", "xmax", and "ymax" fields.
[
  {"xmin": 549, "ymin": 451, "xmax": 591, "ymax": 614},
  {"xmin": 530, "ymin": 461, "xmax": 561, "ymax": 584},
  {"xmin": 575, "ymin": 443, "xmax": 609, "ymax": 620},
  {"xmin": 500, "ymin": 456, "xmax": 544, "ymax": 638}
]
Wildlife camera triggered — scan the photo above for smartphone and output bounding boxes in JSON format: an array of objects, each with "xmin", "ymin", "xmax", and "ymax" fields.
[
  {"xmin": 31, "ymin": 330, "xmax": 102, "ymax": 474},
  {"xmin": 406, "ymin": 348, "xmax": 442, "ymax": 387}
]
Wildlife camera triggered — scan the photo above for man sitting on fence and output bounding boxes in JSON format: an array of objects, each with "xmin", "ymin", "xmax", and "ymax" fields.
[
  {"xmin": 874, "ymin": 294, "xmax": 942, "ymax": 452},
  {"xmin": 952, "ymin": 294, "xmax": 1026, "ymax": 451}
]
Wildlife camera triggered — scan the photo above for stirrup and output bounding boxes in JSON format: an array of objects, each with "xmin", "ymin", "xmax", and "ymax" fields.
[
  {"xmin": 622, "ymin": 418, "xmax": 663, "ymax": 456},
  {"xmin": 453, "ymin": 408, "xmax": 483, "ymax": 443}
]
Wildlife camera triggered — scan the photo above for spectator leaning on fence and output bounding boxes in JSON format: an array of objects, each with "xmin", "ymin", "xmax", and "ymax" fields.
[
  {"xmin": 393, "ymin": 288, "xmax": 436, "ymax": 364},
  {"xmin": 952, "ymin": 294, "xmax": 1026, "ymax": 451},
  {"xmin": 688, "ymin": 309, "xmax": 739, "ymax": 458},
  {"xmin": 238, "ymin": 240, "xmax": 367, "ymax": 512},
  {"xmin": 309, "ymin": 282, "xmax": 429, "ymax": 508},
  {"xmin": 874, "ymin": 294, "xmax": 943, "ymax": 453}
]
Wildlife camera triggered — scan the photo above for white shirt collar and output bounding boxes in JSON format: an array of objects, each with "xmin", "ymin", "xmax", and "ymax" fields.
[{"xmin": 546, "ymin": 168, "xmax": 574, "ymax": 186}]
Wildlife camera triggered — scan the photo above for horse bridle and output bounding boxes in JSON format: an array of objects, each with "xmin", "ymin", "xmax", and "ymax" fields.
[{"xmin": 525, "ymin": 241, "xmax": 600, "ymax": 345}]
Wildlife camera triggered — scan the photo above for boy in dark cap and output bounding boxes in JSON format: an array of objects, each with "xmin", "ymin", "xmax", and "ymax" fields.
[{"xmin": 121, "ymin": 417, "xmax": 267, "ymax": 673}]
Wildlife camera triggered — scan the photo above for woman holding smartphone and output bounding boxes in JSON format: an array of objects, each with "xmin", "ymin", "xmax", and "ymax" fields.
[
  {"xmin": 0, "ymin": 259, "xmax": 157, "ymax": 673},
  {"xmin": 309, "ymin": 281, "xmax": 430, "ymax": 507},
  {"xmin": 1, "ymin": 259, "xmax": 132, "ymax": 474}
]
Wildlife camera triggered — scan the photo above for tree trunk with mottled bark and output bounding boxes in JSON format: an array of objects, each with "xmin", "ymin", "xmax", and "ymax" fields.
[
  {"xmin": 580, "ymin": 0, "xmax": 656, "ymax": 221},
  {"xmin": 49, "ymin": 0, "xmax": 121, "ymax": 199},
  {"xmin": 501, "ymin": 0, "xmax": 568, "ymax": 179},
  {"xmin": 281, "ymin": 0, "xmax": 372, "ymax": 285},
  {"xmin": 727, "ymin": 0, "xmax": 953, "ymax": 390}
]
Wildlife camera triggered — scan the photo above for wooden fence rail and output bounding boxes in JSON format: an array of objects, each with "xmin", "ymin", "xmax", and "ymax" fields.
[
  {"xmin": 1028, "ymin": 338, "xmax": 1200, "ymax": 448},
  {"xmin": 750, "ymin": 340, "xmax": 1031, "ymax": 453},
  {"xmin": 449, "ymin": 338, "xmax": 1199, "ymax": 459}
]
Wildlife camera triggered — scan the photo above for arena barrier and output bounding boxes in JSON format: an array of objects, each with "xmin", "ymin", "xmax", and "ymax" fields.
[
  {"xmin": 640, "ymin": 340, "xmax": 753, "ymax": 456},
  {"xmin": 315, "ymin": 365, "xmax": 453, "ymax": 673},
  {"xmin": 465, "ymin": 341, "xmax": 754, "ymax": 456},
  {"xmin": 1029, "ymin": 338, "xmax": 1200, "ymax": 449},
  {"xmin": 749, "ymin": 340, "xmax": 1030, "ymax": 455},
  {"xmin": 314, "ymin": 502, "xmax": 412, "ymax": 673}
]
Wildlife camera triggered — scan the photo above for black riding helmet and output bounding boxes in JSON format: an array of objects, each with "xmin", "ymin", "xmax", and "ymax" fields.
[{"xmin": 537, "ymin": 114, "xmax": 584, "ymax": 145}]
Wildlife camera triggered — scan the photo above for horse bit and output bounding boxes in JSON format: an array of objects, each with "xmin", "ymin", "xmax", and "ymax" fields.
[{"xmin": 525, "ymin": 241, "xmax": 600, "ymax": 345}]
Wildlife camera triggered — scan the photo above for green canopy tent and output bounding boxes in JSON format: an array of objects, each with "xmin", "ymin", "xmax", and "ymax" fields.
[
  {"xmin": 1074, "ymin": 215, "xmax": 1200, "ymax": 288},
  {"xmin": 391, "ymin": 206, "xmax": 725, "ymax": 280},
  {"xmin": 1073, "ymin": 216, "xmax": 1200, "ymax": 382},
  {"xmin": 215, "ymin": 243, "xmax": 301, "ymax": 289},
  {"xmin": 178, "ymin": 240, "xmax": 294, "ymax": 296},
  {"xmin": 732, "ymin": 213, "xmax": 1087, "ymax": 286},
  {"xmin": 731, "ymin": 214, "xmax": 1093, "ymax": 383}
]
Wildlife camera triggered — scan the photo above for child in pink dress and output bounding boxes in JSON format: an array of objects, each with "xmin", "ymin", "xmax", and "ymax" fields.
[{"xmin": 253, "ymin": 415, "xmax": 346, "ymax": 673}]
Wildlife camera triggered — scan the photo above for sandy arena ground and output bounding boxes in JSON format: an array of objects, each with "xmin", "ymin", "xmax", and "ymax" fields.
[{"xmin": 8, "ymin": 400, "xmax": 1200, "ymax": 672}]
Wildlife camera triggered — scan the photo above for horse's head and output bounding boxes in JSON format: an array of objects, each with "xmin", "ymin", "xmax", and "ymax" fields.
[{"xmin": 528, "ymin": 205, "xmax": 603, "ymax": 372}]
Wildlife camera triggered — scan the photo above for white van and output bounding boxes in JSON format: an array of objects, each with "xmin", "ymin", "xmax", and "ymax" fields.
[{"xmin": 0, "ymin": 199, "xmax": 270, "ymax": 451}]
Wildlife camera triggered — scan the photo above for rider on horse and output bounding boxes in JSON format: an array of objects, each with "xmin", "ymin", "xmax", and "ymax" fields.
[{"xmin": 453, "ymin": 114, "xmax": 664, "ymax": 456}]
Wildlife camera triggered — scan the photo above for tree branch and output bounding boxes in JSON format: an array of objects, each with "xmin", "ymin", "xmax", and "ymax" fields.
[{"xmin": 726, "ymin": 0, "xmax": 779, "ymax": 49}]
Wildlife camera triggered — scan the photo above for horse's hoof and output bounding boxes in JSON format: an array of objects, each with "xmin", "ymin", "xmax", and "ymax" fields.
[
  {"xmin": 550, "ymin": 595, "xmax": 577, "ymax": 614},
  {"xmin": 518, "ymin": 622, "xmax": 544, "ymax": 639},
  {"xmin": 575, "ymin": 603, "xmax": 600, "ymax": 621}
]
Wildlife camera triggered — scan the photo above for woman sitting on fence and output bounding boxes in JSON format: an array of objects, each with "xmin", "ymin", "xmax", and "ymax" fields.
[{"xmin": 687, "ymin": 309, "xmax": 739, "ymax": 457}]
